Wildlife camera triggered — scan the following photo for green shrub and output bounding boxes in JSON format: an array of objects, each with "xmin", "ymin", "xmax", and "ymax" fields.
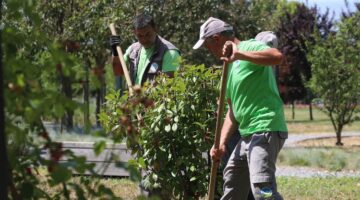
[{"xmin": 101, "ymin": 65, "xmax": 221, "ymax": 199}]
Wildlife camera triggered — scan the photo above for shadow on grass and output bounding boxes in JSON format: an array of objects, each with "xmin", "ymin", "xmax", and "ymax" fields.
[{"xmin": 286, "ymin": 119, "xmax": 330, "ymax": 123}]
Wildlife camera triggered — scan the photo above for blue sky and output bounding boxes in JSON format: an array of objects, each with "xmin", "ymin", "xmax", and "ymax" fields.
[{"xmin": 293, "ymin": 0, "xmax": 359, "ymax": 20}]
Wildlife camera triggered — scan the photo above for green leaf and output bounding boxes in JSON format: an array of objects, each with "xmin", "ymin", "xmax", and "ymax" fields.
[
  {"xmin": 137, "ymin": 157, "xmax": 146, "ymax": 168},
  {"xmin": 93, "ymin": 140, "xmax": 106, "ymax": 156},
  {"xmin": 152, "ymin": 173, "xmax": 158, "ymax": 181},
  {"xmin": 174, "ymin": 116, "xmax": 179, "ymax": 123},
  {"xmin": 50, "ymin": 165, "xmax": 72, "ymax": 184},
  {"xmin": 165, "ymin": 124, "xmax": 171, "ymax": 132},
  {"xmin": 172, "ymin": 123, "xmax": 178, "ymax": 131}
]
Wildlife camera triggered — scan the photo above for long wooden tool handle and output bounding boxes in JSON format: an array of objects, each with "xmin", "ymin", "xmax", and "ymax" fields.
[
  {"xmin": 109, "ymin": 23, "xmax": 133, "ymax": 95},
  {"xmin": 207, "ymin": 61, "xmax": 230, "ymax": 200}
]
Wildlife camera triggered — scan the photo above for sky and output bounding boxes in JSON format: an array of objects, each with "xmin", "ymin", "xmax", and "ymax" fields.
[{"xmin": 293, "ymin": 0, "xmax": 359, "ymax": 20}]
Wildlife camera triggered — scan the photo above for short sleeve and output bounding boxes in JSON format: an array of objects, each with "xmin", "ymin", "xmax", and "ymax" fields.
[{"xmin": 162, "ymin": 50, "xmax": 181, "ymax": 72}]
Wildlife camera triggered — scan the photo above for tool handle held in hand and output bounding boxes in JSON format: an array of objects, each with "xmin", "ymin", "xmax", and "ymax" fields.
[
  {"xmin": 207, "ymin": 59, "xmax": 230, "ymax": 200},
  {"xmin": 109, "ymin": 23, "xmax": 133, "ymax": 95}
]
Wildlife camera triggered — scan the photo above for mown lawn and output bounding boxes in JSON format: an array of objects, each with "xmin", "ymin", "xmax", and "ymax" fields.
[
  {"xmin": 48, "ymin": 176, "xmax": 359, "ymax": 200},
  {"xmin": 278, "ymin": 176, "xmax": 360, "ymax": 200},
  {"xmin": 278, "ymin": 147, "xmax": 360, "ymax": 171},
  {"xmin": 284, "ymin": 105, "xmax": 360, "ymax": 134}
]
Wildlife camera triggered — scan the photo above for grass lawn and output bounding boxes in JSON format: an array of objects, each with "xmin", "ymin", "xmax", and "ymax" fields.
[
  {"xmin": 43, "ymin": 176, "xmax": 358, "ymax": 200},
  {"xmin": 120, "ymin": 176, "xmax": 360, "ymax": 200},
  {"xmin": 278, "ymin": 176, "xmax": 360, "ymax": 200},
  {"xmin": 278, "ymin": 146, "xmax": 360, "ymax": 171},
  {"xmin": 284, "ymin": 105, "xmax": 360, "ymax": 134}
]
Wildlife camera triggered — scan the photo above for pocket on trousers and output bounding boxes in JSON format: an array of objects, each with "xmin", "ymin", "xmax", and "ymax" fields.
[{"xmin": 278, "ymin": 132, "xmax": 288, "ymax": 139}]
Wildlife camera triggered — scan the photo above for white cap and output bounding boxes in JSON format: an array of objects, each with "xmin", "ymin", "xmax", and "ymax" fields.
[
  {"xmin": 255, "ymin": 31, "xmax": 278, "ymax": 48},
  {"xmin": 193, "ymin": 17, "xmax": 233, "ymax": 49}
]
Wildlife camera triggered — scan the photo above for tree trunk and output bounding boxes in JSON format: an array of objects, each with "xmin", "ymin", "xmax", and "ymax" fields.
[
  {"xmin": 291, "ymin": 101, "xmax": 295, "ymax": 120},
  {"xmin": 83, "ymin": 64, "xmax": 90, "ymax": 133},
  {"xmin": 335, "ymin": 125, "xmax": 344, "ymax": 146},
  {"xmin": 0, "ymin": 23, "xmax": 10, "ymax": 199},
  {"xmin": 309, "ymin": 103, "xmax": 313, "ymax": 121},
  {"xmin": 95, "ymin": 89, "xmax": 101, "ymax": 127},
  {"xmin": 93, "ymin": 64, "xmax": 106, "ymax": 128},
  {"xmin": 61, "ymin": 75, "xmax": 73, "ymax": 130}
]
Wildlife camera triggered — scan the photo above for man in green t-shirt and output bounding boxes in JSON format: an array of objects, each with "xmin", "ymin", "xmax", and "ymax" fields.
[
  {"xmin": 110, "ymin": 13, "xmax": 181, "ymax": 93},
  {"xmin": 194, "ymin": 17, "xmax": 288, "ymax": 200},
  {"xmin": 110, "ymin": 14, "xmax": 180, "ymax": 199}
]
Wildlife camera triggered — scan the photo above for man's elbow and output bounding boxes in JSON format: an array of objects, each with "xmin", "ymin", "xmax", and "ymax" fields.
[{"xmin": 273, "ymin": 50, "xmax": 283, "ymax": 65}]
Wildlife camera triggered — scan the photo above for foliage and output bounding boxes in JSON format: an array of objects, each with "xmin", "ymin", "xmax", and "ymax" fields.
[
  {"xmin": 276, "ymin": 2, "xmax": 334, "ymax": 103},
  {"xmin": 2, "ymin": 0, "xmax": 152, "ymax": 199},
  {"xmin": 307, "ymin": 11, "xmax": 360, "ymax": 145},
  {"xmin": 100, "ymin": 64, "xmax": 221, "ymax": 199},
  {"xmin": 26, "ymin": 0, "xmax": 282, "ymax": 127},
  {"xmin": 140, "ymin": 65, "xmax": 220, "ymax": 199},
  {"xmin": 8, "ymin": 0, "xmax": 360, "ymax": 198},
  {"xmin": 107, "ymin": 0, "xmax": 281, "ymax": 67}
]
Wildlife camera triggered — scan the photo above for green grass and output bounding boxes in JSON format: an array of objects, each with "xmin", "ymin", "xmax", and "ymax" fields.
[
  {"xmin": 278, "ymin": 176, "xmax": 360, "ymax": 200},
  {"xmin": 110, "ymin": 177, "xmax": 360, "ymax": 200},
  {"xmin": 284, "ymin": 105, "xmax": 360, "ymax": 134},
  {"xmin": 278, "ymin": 147, "xmax": 360, "ymax": 171},
  {"xmin": 41, "ymin": 176, "xmax": 359, "ymax": 200},
  {"xmin": 39, "ymin": 175, "xmax": 143, "ymax": 200}
]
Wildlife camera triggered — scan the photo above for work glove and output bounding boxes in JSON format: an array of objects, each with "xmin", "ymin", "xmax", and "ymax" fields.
[{"xmin": 110, "ymin": 35, "xmax": 121, "ymax": 56}]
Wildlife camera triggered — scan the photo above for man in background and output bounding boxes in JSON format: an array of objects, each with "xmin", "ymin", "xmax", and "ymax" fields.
[{"xmin": 110, "ymin": 13, "xmax": 181, "ymax": 93}]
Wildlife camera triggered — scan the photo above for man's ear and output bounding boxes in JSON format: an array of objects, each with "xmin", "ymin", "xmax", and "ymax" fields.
[{"xmin": 212, "ymin": 34, "xmax": 220, "ymax": 42}]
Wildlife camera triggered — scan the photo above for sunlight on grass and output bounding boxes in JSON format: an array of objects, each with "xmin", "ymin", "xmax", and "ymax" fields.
[
  {"xmin": 284, "ymin": 105, "xmax": 360, "ymax": 134},
  {"xmin": 37, "ymin": 167, "xmax": 142, "ymax": 200},
  {"xmin": 278, "ymin": 177, "xmax": 360, "ymax": 200},
  {"xmin": 278, "ymin": 147, "xmax": 360, "ymax": 171},
  {"xmin": 39, "ymin": 175, "xmax": 360, "ymax": 200}
]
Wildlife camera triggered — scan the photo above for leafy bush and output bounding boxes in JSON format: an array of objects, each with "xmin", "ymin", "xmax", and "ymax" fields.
[
  {"xmin": 2, "ymin": 1, "xmax": 149, "ymax": 198},
  {"xmin": 101, "ymin": 64, "xmax": 221, "ymax": 199}
]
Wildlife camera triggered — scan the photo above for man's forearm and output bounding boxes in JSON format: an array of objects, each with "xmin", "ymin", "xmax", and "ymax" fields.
[
  {"xmin": 219, "ymin": 109, "xmax": 238, "ymax": 146},
  {"xmin": 235, "ymin": 48, "xmax": 283, "ymax": 66}
]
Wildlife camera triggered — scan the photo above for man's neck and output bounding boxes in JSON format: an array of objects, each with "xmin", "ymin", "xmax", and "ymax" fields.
[{"xmin": 143, "ymin": 44, "xmax": 155, "ymax": 50}]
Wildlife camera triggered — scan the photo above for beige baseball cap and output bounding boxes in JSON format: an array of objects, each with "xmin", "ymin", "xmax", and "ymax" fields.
[{"xmin": 193, "ymin": 17, "xmax": 233, "ymax": 49}]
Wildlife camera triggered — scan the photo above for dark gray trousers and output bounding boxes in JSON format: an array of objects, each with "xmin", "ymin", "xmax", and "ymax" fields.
[{"xmin": 221, "ymin": 132, "xmax": 287, "ymax": 200}]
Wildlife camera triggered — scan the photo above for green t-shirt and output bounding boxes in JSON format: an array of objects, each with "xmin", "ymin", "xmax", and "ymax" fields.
[
  {"xmin": 124, "ymin": 46, "xmax": 181, "ymax": 85},
  {"xmin": 226, "ymin": 39, "xmax": 288, "ymax": 136}
]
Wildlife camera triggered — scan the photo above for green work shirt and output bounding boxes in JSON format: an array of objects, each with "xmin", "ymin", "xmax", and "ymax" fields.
[
  {"xmin": 226, "ymin": 39, "xmax": 288, "ymax": 136},
  {"xmin": 124, "ymin": 46, "xmax": 181, "ymax": 85}
]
